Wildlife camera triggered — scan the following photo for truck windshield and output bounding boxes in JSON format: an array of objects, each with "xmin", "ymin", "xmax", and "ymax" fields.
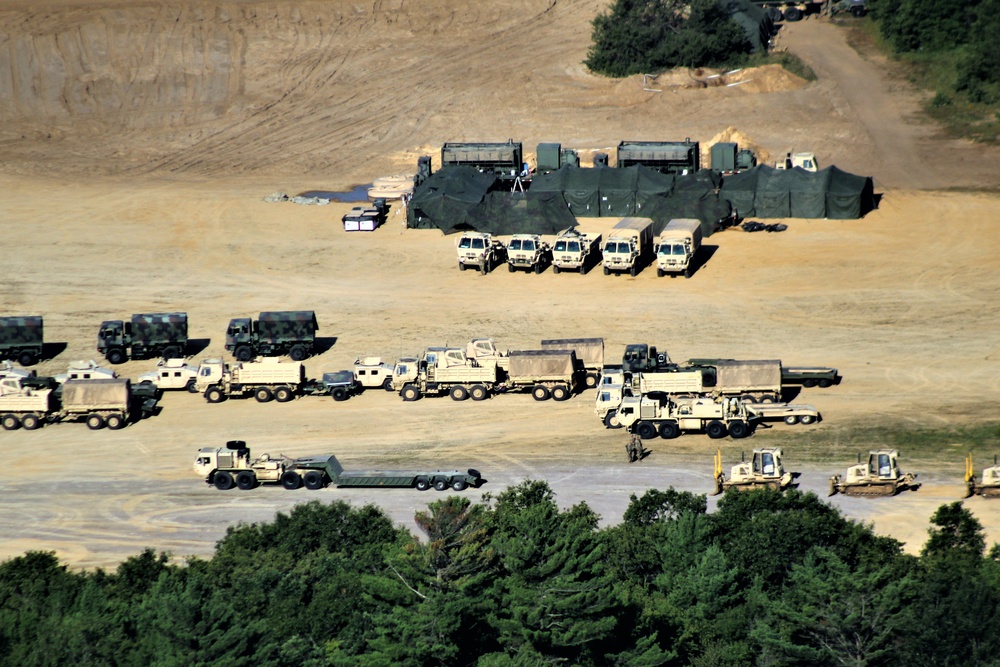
[
  {"xmin": 471, "ymin": 238, "xmax": 485, "ymax": 250},
  {"xmin": 509, "ymin": 239, "xmax": 522, "ymax": 250},
  {"xmin": 459, "ymin": 238, "xmax": 471, "ymax": 249},
  {"xmin": 554, "ymin": 241, "xmax": 567, "ymax": 252},
  {"xmin": 521, "ymin": 240, "xmax": 535, "ymax": 251},
  {"xmin": 566, "ymin": 241, "xmax": 580, "ymax": 252},
  {"xmin": 672, "ymin": 244, "xmax": 686, "ymax": 255}
]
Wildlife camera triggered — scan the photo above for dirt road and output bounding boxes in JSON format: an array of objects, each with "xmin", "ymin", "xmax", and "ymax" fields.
[{"xmin": 1, "ymin": 1, "xmax": 999, "ymax": 569}]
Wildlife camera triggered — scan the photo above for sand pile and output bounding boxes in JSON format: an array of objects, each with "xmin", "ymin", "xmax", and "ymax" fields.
[{"xmin": 701, "ymin": 126, "xmax": 773, "ymax": 167}]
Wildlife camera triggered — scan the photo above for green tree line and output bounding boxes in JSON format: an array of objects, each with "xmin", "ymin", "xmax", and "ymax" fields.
[{"xmin": 2, "ymin": 482, "xmax": 1000, "ymax": 666}]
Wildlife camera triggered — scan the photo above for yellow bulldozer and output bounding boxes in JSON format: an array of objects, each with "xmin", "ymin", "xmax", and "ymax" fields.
[
  {"xmin": 829, "ymin": 449, "xmax": 919, "ymax": 497},
  {"xmin": 712, "ymin": 448, "xmax": 797, "ymax": 495},
  {"xmin": 965, "ymin": 455, "xmax": 1000, "ymax": 498}
]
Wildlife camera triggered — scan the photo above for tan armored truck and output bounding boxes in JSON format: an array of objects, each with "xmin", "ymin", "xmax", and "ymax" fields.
[
  {"xmin": 603, "ymin": 217, "xmax": 654, "ymax": 276},
  {"xmin": 196, "ymin": 357, "xmax": 306, "ymax": 403},
  {"xmin": 829, "ymin": 450, "xmax": 919, "ymax": 497},
  {"xmin": 965, "ymin": 455, "xmax": 1000, "ymax": 498},
  {"xmin": 353, "ymin": 357, "xmax": 396, "ymax": 391},
  {"xmin": 551, "ymin": 228, "xmax": 601, "ymax": 274},
  {"xmin": 712, "ymin": 448, "xmax": 797, "ymax": 495},
  {"xmin": 137, "ymin": 358, "xmax": 198, "ymax": 392},
  {"xmin": 654, "ymin": 218, "xmax": 702, "ymax": 278},
  {"xmin": 456, "ymin": 232, "xmax": 506, "ymax": 274},
  {"xmin": 0, "ymin": 376, "xmax": 138, "ymax": 430},
  {"xmin": 616, "ymin": 395, "xmax": 757, "ymax": 440},
  {"xmin": 506, "ymin": 234, "xmax": 551, "ymax": 273}
]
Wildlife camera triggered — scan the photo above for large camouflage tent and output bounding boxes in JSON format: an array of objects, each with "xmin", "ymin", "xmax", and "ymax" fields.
[
  {"xmin": 719, "ymin": 165, "xmax": 875, "ymax": 219},
  {"xmin": 717, "ymin": 0, "xmax": 776, "ymax": 53}
]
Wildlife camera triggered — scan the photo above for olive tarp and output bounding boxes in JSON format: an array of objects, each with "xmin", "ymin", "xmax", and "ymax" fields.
[
  {"xmin": 716, "ymin": 0, "xmax": 776, "ymax": 53},
  {"xmin": 720, "ymin": 165, "xmax": 875, "ymax": 219}
]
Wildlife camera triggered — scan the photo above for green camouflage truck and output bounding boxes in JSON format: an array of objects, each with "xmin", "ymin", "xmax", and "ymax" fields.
[
  {"xmin": 225, "ymin": 311, "xmax": 318, "ymax": 362},
  {"xmin": 0, "ymin": 316, "xmax": 44, "ymax": 366},
  {"xmin": 97, "ymin": 312, "xmax": 188, "ymax": 364}
]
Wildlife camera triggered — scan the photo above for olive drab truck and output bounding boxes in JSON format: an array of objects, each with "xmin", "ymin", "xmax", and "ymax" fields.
[
  {"xmin": 505, "ymin": 234, "xmax": 551, "ymax": 273},
  {"xmin": 617, "ymin": 395, "xmax": 758, "ymax": 440},
  {"xmin": 441, "ymin": 141, "xmax": 524, "ymax": 182},
  {"xmin": 654, "ymin": 218, "xmax": 702, "ymax": 278},
  {"xmin": 541, "ymin": 337, "xmax": 604, "ymax": 388},
  {"xmin": 616, "ymin": 140, "xmax": 700, "ymax": 174},
  {"xmin": 602, "ymin": 217, "xmax": 654, "ymax": 276},
  {"xmin": 0, "ymin": 316, "xmax": 44, "ymax": 367},
  {"xmin": 225, "ymin": 311, "xmax": 319, "ymax": 362},
  {"xmin": 551, "ymin": 228, "xmax": 601, "ymax": 274},
  {"xmin": 964, "ymin": 455, "xmax": 1000, "ymax": 498},
  {"xmin": 829, "ymin": 450, "xmax": 919, "ymax": 497},
  {"xmin": 195, "ymin": 441, "xmax": 483, "ymax": 492},
  {"xmin": 712, "ymin": 448, "xmax": 798, "ymax": 495},
  {"xmin": 0, "ymin": 376, "xmax": 154, "ymax": 430},
  {"xmin": 456, "ymin": 232, "xmax": 506, "ymax": 274},
  {"xmin": 97, "ymin": 312, "xmax": 188, "ymax": 364}
]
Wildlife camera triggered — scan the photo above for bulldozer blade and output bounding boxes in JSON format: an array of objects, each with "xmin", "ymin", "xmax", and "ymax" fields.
[
  {"xmin": 828, "ymin": 477, "xmax": 840, "ymax": 497},
  {"xmin": 964, "ymin": 481, "xmax": 976, "ymax": 499},
  {"xmin": 711, "ymin": 475, "xmax": 724, "ymax": 496}
]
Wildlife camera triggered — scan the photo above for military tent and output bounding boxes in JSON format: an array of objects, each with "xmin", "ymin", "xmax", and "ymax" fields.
[
  {"xmin": 719, "ymin": 165, "xmax": 875, "ymax": 219},
  {"xmin": 407, "ymin": 166, "xmax": 496, "ymax": 232}
]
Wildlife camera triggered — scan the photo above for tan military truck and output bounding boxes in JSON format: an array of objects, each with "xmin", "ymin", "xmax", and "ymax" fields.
[
  {"xmin": 551, "ymin": 228, "xmax": 601, "ymax": 274},
  {"xmin": 196, "ymin": 357, "xmax": 307, "ymax": 403},
  {"xmin": 602, "ymin": 217, "xmax": 653, "ymax": 276},
  {"xmin": 964, "ymin": 455, "xmax": 1000, "ymax": 498},
  {"xmin": 503, "ymin": 349, "xmax": 578, "ymax": 401},
  {"xmin": 456, "ymin": 232, "xmax": 506, "ymax": 274},
  {"xmin": 541, "ymin": 337, "xmax": 604, "ymax": 388},
  {"xmin": 594, "ymin": 367, "xmax": 705, "ymax": 429},
  {"xmin": 712, "ymin": 448, "xmax": 798, "ymax": 494},
  {"xmin": 654, "ymin": 218, "xmax": 702, "ymax": 278},
  {"xmin": 505, "ymin": 234, "xmax": 551, "ymax": 273},
  {"xmin": 0, "ymin": 376, "xmax": 138, "ymax": 430},
  {"xmin": 829, "ymin": 450, "xmax": 919, "ymax": 496},
  {"xmin": 393, "ymin": 347, "xmax": 499, "ymax": 401},
  {"xmin": 616, "ymin": 395, "xmax": 758, "ymax": 440}
]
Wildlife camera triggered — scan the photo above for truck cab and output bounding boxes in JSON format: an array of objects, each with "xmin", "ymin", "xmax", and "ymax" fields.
[
  {"xmin": 506, "ymin": 234, "xmax": 549, "ymax": 273},
  {"xmin": 391, "ymin": 357, "xmax": 420, "ymax": 391},
  {"xmin": 195, "ymin": 358, "xmax": 227, "ymax": 391},
  {"xmin": 97, "ymin": 320, "xmax": 126, "ymax": 352},
  {"xmin": 225, "ymin": 317, "xmax": 253, "ymax": 357},
  {"xmin": 456, "ymin": 232, "xmax": 504, "ymax": 273},
  {"xmin": 622, "ymin": 344, "xmax": 671, "ymax": 373},
  {"xmin": 602, "ymin": 237, "xmax": 638, "ymax": 272}
]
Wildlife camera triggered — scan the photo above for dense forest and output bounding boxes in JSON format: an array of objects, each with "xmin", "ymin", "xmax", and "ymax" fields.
[{"xmin": 1, "ymin": 482, "xmax": 999, "ymax": 666}]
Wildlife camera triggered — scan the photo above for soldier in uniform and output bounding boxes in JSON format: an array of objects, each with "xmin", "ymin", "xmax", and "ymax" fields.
[{"xmin": 626, "ymin": 433, "xmax": 646, "ymax": 463}]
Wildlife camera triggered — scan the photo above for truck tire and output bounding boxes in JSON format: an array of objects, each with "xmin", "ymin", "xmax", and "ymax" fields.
[
  {"xmin": 706, "ymin": 420, "xmax": 728, "ymax": 439},
  {"xmin": 729, "ymin": 420, "xmax": 750, "ymax": 439},
  {"xmin": 20, "ymin": 414, "xmax": 41, "ymax": 430},
  {"xmin": 17, "ymin": 351, "xmax": 37, "ymax": 366},
  {"xmin": 234, "ymin": 346, "xmax": 253, "ymax": 362},
  {"xmin": 553, "ymin": 265, "xmax": 561, "ymax": 274},
  {"xmin": 205, "ymin": 386, "xmax": 225, "ymax": 403},
  {"xmin": 401, "ymin": 385, "xmax": 421, "ymax": 402},
  {"xmin": 1, "ymin": 414, "xmax": 20, "ymax": 430},
  {"xmin": 802, "ymin": 378, "xmax": 818, "ymax": 388},
  {"xmin": 629, "ymin": 265, "xmax": 638, "ymax": 277},
  {"xmin": 818, "ymin": 378, "xmax": 833, "ymax": 388},
  {"xmin": 185, "ymin": 379, "xmax": 198, "ymax": 393},
  {"xmin": 382, "ymin": 377, "xmax": 394, "ymax": 391},
  {"xmin": 784, "ymin": 415, "xmax": 800, "ymax": 425},
  {"xmin": 86, "ymin": 414, "xmax": 105, "ymax": 430},
  {"xmin": 508, "ymin": 263, "xmax": 515, "ymax": 273},
  {"xmin": 236, "ymin": 471, "xmax": 257, "ymax": 490},
  {"xmin": 784, "ymin": 6, "xmax": 803, "ymax": 20},
  {"xmin": 531, "ymin": 385, "xmax": 551, "ymax": 401},
  {"xmin": 684, "ymin": 268, "xmax": 692, "ymax": 279},
  {"xmin": 459, "ymin": 261, "xmax": 466, "ymax": 271},
  {"xmin": 451, "ymin": 479, "xmax": 468, "ymax": 491},
  {"xmin": 534, "ymin": 262, "xmax": 543, "ymax": 274},
  {"xmin": 800, "ymin": 414, "xmax": 816, "ymax": 425},
  {"xmin": 281, "ymin": 471, "xmax": 302, "ymax": 490},
  {"xmin": 851, "ymin": 5, "xmax": 866, "ymax": 17},
  {"xmin": 450, "ymin": 385, "xmax": 469, "ymax": 401},
  {"xmin": 603, "ymin": 266, "xmax": 610, "ymax": 275},
  {"xmin": 579, "ymin": 264, "xmax": 587, "ymax": 275},
  {"xmin": 636, "ymin": 421, "xmax": 657, "ymax": 440},
  {"xmin": 766, "ymin": 6, "xmax": 783, "ymax": 20},
  {"xmin": 415, "ymin": 476, "xmax": 430, "ymax": 491},
  {"xmin": 289, "ymin": 344, "xmax": 307, "ymax": 361},
  {"xmin": 303, "ymin": 471, "xmax": 325, "ymax": 490},
  {"xmin": 254, "ymin": 387, "xmax": 273, "ymax": 403},
  {"xmin": 214, "ymin": 471, "xmax": 234, "ymax": 490},
  {"xmin": 162, "ymin": 346, "xmax": 180, "ymax": 360},
  {"xmin": 433, "ymin": 478, "xmax": 449, "ymax": 491},
  {"xmin": 585, "ymin": 372, "xmax": 599, "ymax": 389},
  {"xmin": 107, "ymin": 348, "xmax": 126, "ymax": 365},
  {"xmin": 551, "ymin": 385, "xmax": 571, "ymax": 401},
  {"xmin": 331, "ymin": 386, "xmax": 349, "ymax": 402},
  {"xmin": 470, "ymin": 384, "xmax": 489, "ymax": 401},
  {"xmin": 275, "ymin": 386, "xmax": 295, "ymax": 402},
  {"xmin": 106, "ymin": 414, "xmax": 126, "ymax": 430},
  {"xmin": 658, "ymin": 421, "xmax": 680, "ymax": 439},
  {"xmin": 656, "ymin": 268, "xmax": 664, "ymax": 278},
  {"xmin": 603, "ymin": 410, "xmax": 623, "ymax": 429}
]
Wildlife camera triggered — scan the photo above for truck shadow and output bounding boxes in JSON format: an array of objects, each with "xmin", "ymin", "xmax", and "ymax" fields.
[
  {"xmin": 186, "ymin": 338, "xmax": 212, "ymax": 358},
  {"xmin": 313, "ymin": 336, "xmax": 338, "ymax": 356},
  {"xmin": 780, "ymin": 386, "xmax": 803, "ymax": 402},
  {"xmin": 41, "ymin": 342, "xmax": 68, "ymax": 362},
  {"xmin": 687, "ymin": 245, "xmax": 719, "ymax": 277}
]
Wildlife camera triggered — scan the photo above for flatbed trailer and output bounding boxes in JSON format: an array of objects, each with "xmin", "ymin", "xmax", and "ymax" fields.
[
  {"xmin": 781, "ymin": 366, "xmax": 838, "ymax": 388},
  {"xmin": 747, "ymin": 402, "xmax": 820, "ymax": 425}
]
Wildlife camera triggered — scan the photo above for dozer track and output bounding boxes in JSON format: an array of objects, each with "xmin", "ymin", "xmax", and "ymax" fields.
[
  {"xmin": 970, "ymin": 484, "xmax": 1000, "ymax": 498},
  {"xmin": 838, "ymin": 482, "xmax": 899, "ymax": 497}
]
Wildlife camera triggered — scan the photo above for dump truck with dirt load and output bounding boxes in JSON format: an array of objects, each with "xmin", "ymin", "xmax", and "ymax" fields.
[
  {"xmin": 0, "ymin": 315, "xmax": 44, "ymax": 367},
  {"xmin": 829, "ymin": 450, "xmax": 919, "ymax": 496},
  {"xmin": 456, "ymin": 232, "xmax": 506, "ymax": 274},
  {"xmin": 195, "ymin": 441, "xmax": 482, "ymax": 491},
  {"xmin": 0, "ymin": 376, "xmax": 155, "ymax": 430},
  {"xmin": 225, "ymin": 311, "xmax": 318, "ymax": 362},
  {"xmin": 603, "ymin": 217, "xmax": 654, "ymax": 276},
  {"xmin": 712, "ymin": 448, "xmax": 798, "ymax": 494},
  {"xmin": 393, "ymin": 348, "xmax": 499, "ymax": 401},
  {"xmin": 654, "ymin": 218, "xmax": 702, "ymax": 278},
  {"xmin": 98, "ymin": 312, "xmax": 188, "ymax": 364},
  {"xmin": 506, "ymin": 234, "xmax": 551, "ymax": 273},
  {"xmin": 551, "ymin": 228, "xmax": 601, "ymax": 274},
  {"xmin": 964, "ymin": 455, "xmax": 1000, "ymax": 498},
  {"xmin": 541, "ymin": 337, "xmax": 604, "ymax": 388},
  {"xmin": 196, "ymin": 358, "xmax": 339, "ymax": 403},
  {"xmin": 617, "ymin": 395, "xmax": 758, "ymax": 439}
]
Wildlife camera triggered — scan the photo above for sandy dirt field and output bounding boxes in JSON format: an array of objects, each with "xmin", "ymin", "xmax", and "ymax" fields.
[{"xmin": 1, "ymin": 0, "xmax": 999, "ymax": 569}]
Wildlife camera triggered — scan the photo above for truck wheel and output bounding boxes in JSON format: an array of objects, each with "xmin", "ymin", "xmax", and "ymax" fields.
[
  {"xmin": 729, "ymin": 420, "xmax": 750, "ymax": 439},
  {"xmin": 603, "ymin": 266, "xmax": 610, "ymax": 276},
  {"xmin": 205, "ymin": 387, "xmax": 225, "ymax": 403},
  {"xmin": 415, "ymin": 476, "xmax": 430, "ymax": 491},
  {"xmin": 551, "ymin": 385, "xmax": 571, "ymax": 401},
  {"xmin": 480, "ymin": 262, "xmax": 488, "ymax": 275},
  {"xmin": 659, "ymin": 421, "xmax": 680, "ymax": 439},
  {"xmin": 507, "ymin": 263, "xmax": 515, "ymax": 273},
  {"xmin": 851, "ymin": 5, "xmax": 866, "ymax": 17},
  {"xmin": 579, "ymin": 264, "xmax": 587, "ymax": 275},
  {"xmin": 458, "ymin": 262, "xmax": 466, "ymax": 271},
  {"xmin": 450, "ymin": 385, "xmax": 469, "ymax": 401},
  {"xmin": 254, "ymin": 387, "xmax": 273, "ymax": 403},
  {"xmin": 236, "ymin": 471, "xmax": 257, "ymax": 490},
  {"xmin": 531, "ymin": 385, "xmax": 551, "ymax": 401},
  {"xmin": 818, "ymin": 378, "xmax": 833, "ymax": 388},
  {"xmin": 534, "ymin": 263, "xmax": 543, "ymax": 274},
  {"xmin": 800, "ymin": 414, "xmax": 816, "ymax": 425},
  {"xmin": 234, "ymin": 346, "xmax": 253, "ymax": 362},
  {"xmin": 289, "ymin": 344, "xmax": 307, "ymax": 361},
  {"xmin": 382, "ymin": 377, "xmax": 394, "ymax": 391},
  {"xmin": 684, "ymin": 268, "xmax": 692, "ymax": 279},
  {"xmin": 470, "ymin": 384, "xmax": 488, "ymax": 401},
  {"xmin": 163, "ymin": 346, "xmax": 181, "ymax": 360},
  {"xmin": 186, "ymin": 379, "xmax": 199, "ymax": 393},
  {"xmin": 603, "ymin": 410, "xmax": 623, "ymax": 429},
  {"xmin": 784, "ymin": 6, "xmax": 803, "ymax": 20},
  {"xmin": 784, "ymin": 415, "xmax": 800, "ymax": 425},
  {"xmin": 1, "ymin": 414, "xmax": 20, "ymax": 430},
  {"xmin": 20, "ymin": 414, "xmax": 41, "ymax": 430},
  {"xmin": 281, "ymin": 471, "xmax": 302, "ymax": 490},
  {"xmin": 636, "ymin": 421, "xmax": 657, "ymax": 440},
  {"xmin": 585, "ymin": 372, "xmax": 599, "ymax": 389},
  {"xmin": 656, "ymin": 268, "xmax": 664, "ymax": 278},
  {"xmin": 331, "ymin": 386, "xmax": 348, "ymax": 402},
  {"xmin": 553, "ymin": 265, "xmax": 561, "ymax": 274},
  {"xmin": 802, "ymin": 378, "xmax": 818, "ymax": 388},
  {"xmin": 629, "ymin": 265, "xmax": 638, "ymax": 277},
  {"xmin": 86, "ymin": 414, "xmax": 105, "ymax": 430},
  {"xmin": 401, "ymin": 385, "xmax": 421, "ymax": 402},
  {"xmin": 106, "ymin": 414, "xmax": 125, "ymax": 430},
  {"xmin": 433, "ymin": 478, "xmax": 449, "ymax": 491},
  {"xmin": 275, "ymin": 386, "xmax": 295, "ymax": 402},
  {"xmin": 214, "ymin": 471, "xmax": 234, "ymax": 490},
  {"xmin": 766, "ymin": 6, "xmax": 783, "ymax": 21},
  {"xmin": 706, "ymin": 420, "xmax": 728, "ymax": 439},
  {"xmin": 451, "ymin": 479, "xmax": 468, "ymax": 491},
  {"xmin": 107, "ymin": 348, "xmax": 126, "ymax": 365},
  {"xmin": 303, "ymin": 471, "xmax": 325, "ymax": 490},
  {"xmin": 17, "ymin": 351, "xmax": 37, "ymax": 366}
]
